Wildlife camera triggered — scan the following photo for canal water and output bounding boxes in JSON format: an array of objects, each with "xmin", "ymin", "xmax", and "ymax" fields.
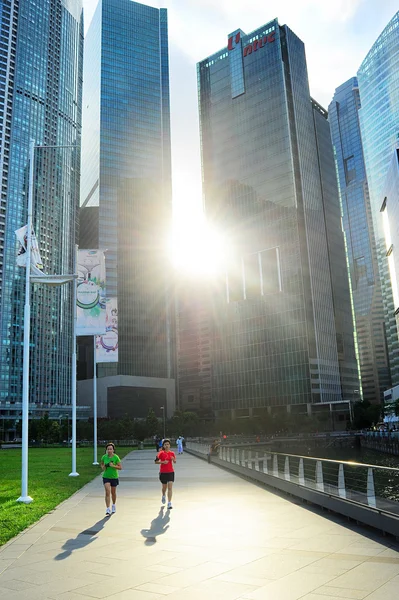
[{"xmin": 248, "ymin": 443, "xmax": 399, "ymax": 502}]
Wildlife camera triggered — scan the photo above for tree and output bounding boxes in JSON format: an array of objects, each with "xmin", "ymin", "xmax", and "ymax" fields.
[
  {"xmin": 145, "ymin": 408, "xmax": 160, "ymax": 437},
  {"xmin": 37, "ymin": 413, "xmax": 52, "ymax": 442},
  {"xmin": 353, "ymin": 401, "xmax": 381, "ymax": 430},
  {"xmin": 133, "ymin": 419, "xmax": 147, "ymax": 441}
]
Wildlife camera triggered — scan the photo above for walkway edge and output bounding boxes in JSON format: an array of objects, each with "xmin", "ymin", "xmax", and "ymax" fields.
[{"xmin": 186, "ymin": 448, "xmax": 399, "ymax": 539}]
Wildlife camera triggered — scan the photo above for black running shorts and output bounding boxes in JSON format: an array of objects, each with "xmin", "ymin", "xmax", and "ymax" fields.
[{"xmin": 159, "ymin": 472, "xmax": 175, "ymax": 484}]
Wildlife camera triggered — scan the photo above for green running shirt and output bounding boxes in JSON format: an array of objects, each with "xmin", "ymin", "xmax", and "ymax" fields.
[{"xmin": 101, "ymin": 454, "xmax": 120, "ymax": 479}]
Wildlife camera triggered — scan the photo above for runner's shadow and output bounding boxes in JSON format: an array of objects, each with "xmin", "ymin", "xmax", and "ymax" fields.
[
  {"xmin": 54, "ymin": 517, "xmax": 109, "ymax": 560},
  {"xmin": 141, "ymin": 507, "xmax": 170, "ymax": 545}
]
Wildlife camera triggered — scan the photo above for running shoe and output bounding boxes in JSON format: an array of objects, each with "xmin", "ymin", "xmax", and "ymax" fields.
[
  {"xmin": 111, "ymin": 504, "xmax": 116, "ymax": 513},
  {"xmin": 161, "ymin": 495, "xmax": 166, "ymax": 505},
  {"xmin": 167, "ymin": 502, "xmax": 173, "ymax": 509},
  {"xmin": 105, "ymin": 507, "xmax": 111, "ymax": 516}
]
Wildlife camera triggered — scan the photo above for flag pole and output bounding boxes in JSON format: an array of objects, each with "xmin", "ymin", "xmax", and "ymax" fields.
[
  {"xmin": 17, "ymin": 140, "xmax": 35, "ymax": 503},
  {"xmin": 93, "ymin": 335, "xmax": 98, "ymax": 465},
  {"xmin": 69, "ymin": 244, "xmax": 79, "ymax": 476}
]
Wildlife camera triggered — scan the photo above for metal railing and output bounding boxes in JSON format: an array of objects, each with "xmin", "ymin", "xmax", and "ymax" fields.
[{"xmin": 187, "ymin": 442, "xmax": 399, "ymax": 516}]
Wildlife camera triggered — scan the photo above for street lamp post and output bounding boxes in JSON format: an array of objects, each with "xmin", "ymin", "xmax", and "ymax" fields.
[
  {"xmin": 350, "ymin": 389, "xmax": 359, "ymax": 425},
  {"xmin": 17, "ymin": 141, "xmax": 78, "ymax": 503},
  {"xmin": 17, "ymin": 140, "xmax": 35, "ymax": 504},
  {"xmin": 160, "ymin": 406, "xmax": 166, "ymax": 439}
]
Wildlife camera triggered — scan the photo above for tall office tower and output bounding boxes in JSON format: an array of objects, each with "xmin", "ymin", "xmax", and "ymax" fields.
[
  {"xmin": 79, "ymin": 0, "xmax": 175, "ymax": 418},
  {"xmin": 0, "ymin": 1, "xmax": 83, "ymax": 419},
  {"xmin": 329, "ymin": 78, "xmax": 391, "ymax": 404},
  {"xmin": 381, "ymin": 151, "xmax": 399, "ymax": 333},
  {"xmin": 357, "ymin": 11, "xmax": 399, "ymax": 386},
  {"xmin": 198, "ymin": 20, "xmax": 359, "ymax": 422},
  {"xmin": 176, "ymin": 275, "xmax": 213, "ymax": 416}
]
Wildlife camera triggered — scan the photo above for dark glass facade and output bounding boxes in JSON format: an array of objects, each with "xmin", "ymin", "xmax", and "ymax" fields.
[
  {"xmin": 198, "ymin": 21, "xmax": 359, "ymax": 417},
  {"xmin": 176, "ymin": 275, "xmax": 212, "ymax": 416},
  {"xmin": 79, "ymin": 0, "xmax": 174, "ymax": 407},
  {"xmin": 357, "ymin": 12, "xmax": 399, "ymax": 386},
  {"xmin": 329, "ymin": 78, "xmax": 391, "ymax": 403},
  {"xmin": 0, "ymin": 1, "xmax": 83, "ymax": 413}
]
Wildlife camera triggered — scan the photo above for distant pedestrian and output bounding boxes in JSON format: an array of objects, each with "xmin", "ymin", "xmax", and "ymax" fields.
[
  {"xmin": 176, "ymin": 436, "xmax": 184, "ymax": 454},
  {"xmin": 155, "ymin": 438, "xmax": 176, "ymax": 509},
  {"xmin": 101, "ymin": 442, "xmax": 122, "ymax": 516}
]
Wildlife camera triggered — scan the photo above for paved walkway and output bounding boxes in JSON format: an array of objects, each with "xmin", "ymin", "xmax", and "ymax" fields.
[{"xmin": 1, "ymin": 450, "xmax": 399, "ymax": 600}]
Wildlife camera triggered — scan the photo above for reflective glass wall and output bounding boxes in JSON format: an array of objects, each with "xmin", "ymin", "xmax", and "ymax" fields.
[
  {"xmin": 329, "ymin": 78, "xmax": 391, "ymax": 403},
  {"xmin": 80, "ymin": 0, "xmax": 173, "ymax": 383},
  {"xmin": 357, "ymin": 11, "xmax": 399, "ymax": 385},
  {"xmin": 0, "ymin": 0, "xmax": 83, "ymax": 410},
  {"xmin": 198, "ymin": 20, "xmax": 358, "ymax": 416}
]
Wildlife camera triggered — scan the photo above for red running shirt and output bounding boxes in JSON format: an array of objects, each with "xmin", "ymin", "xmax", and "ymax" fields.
[{"xmin": 157, "ymin": 450, "xmax": 175, "ymax": 473}]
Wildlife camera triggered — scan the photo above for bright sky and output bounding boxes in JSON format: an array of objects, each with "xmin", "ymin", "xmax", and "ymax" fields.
[{"xmin": 82, "ymin": 0, "xmax": 398, "ymax": 229}]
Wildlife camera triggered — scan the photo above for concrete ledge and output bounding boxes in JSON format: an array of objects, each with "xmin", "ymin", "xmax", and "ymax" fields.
[{"xmin": 186, "ymin": 448, "xmax": 399, "ymax": 538}]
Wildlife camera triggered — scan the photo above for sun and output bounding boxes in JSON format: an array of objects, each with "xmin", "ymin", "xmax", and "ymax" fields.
[{"xmin": 169, "ymin": 217, "xmax": 227, "ymax": 276}]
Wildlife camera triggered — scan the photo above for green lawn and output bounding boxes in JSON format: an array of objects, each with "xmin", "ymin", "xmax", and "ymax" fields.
[{"xmin": 0, "ymin": 446, "xmax": 133, "ymax": 547}]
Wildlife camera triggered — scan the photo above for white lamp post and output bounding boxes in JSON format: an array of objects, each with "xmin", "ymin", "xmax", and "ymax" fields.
[
  {"xmin": 17, "ymin": 142, "xmax": 78, "ymax": 503},
  {"xmin": 160, "ymin": 405, "xmax": 166, "ymax": 439}
]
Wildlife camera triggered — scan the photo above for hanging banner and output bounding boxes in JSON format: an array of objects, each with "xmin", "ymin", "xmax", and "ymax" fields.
[
  {"xmin": 15, "ymin": 225, "xmax": 44, "ymax": 271},
  {"xmin": 96, "ymin": 297, "xmax": 118, "ymax": 363},
  {"xmin": 15, "ymin": 224, "xmax": 75, "ymax": 285},
  {"xmin": 76, "ymin": 249, "xmax": 106, "ymax": 336}
]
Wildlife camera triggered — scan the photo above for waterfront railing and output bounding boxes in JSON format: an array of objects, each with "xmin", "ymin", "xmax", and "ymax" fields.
[{"xmin": 186, "ymin": 442, "xmax": 399, "ymax": 518}]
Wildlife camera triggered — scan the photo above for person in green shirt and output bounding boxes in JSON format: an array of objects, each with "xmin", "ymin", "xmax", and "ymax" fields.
[{"xmin": 100, "ymin": 442, "xmax": 122, "ymax": 516}]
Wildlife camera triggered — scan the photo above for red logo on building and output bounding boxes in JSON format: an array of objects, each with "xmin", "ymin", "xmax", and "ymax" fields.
[
  {"xmin": 228, "ymin": 32, "xmax": 241, "ymax": 51},
  {"xmin": 243, "ymin": 32, "xmax": 275, "ymax": 56}
]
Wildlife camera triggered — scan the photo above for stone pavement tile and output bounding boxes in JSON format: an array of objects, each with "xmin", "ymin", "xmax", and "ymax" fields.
[
  {"xmin": 0, "ymin": 565, "xmax": 48, "ymax": 583},
  {"xmin": 375, "ymin": 547, "xmax": 399, "ymax": 559},
  {"xmin": 310, "ymin": 587, "xmax": 368, "ymax": 598},
  {"xmin": 75, "ymin": 570, "xmax": 164, "ymax": 598},
  {"xmin": 48, "ymin": 594, "xmax": 99, "ymax": 600},
  {"xmin": 288, "ymin": 535, "xmax": 362, "ymax": 554},
  {"xmin": 302, "ymin": 557, "xmax": 364, "ymax": 577},
  {"xmin": 218, "ymin": 550, "xmax": 326, "ymax": 581},
  {"xmin": 157, "ymin": 553, "xmax": 208, "ymax": 569},
  {"xmin": 87, "ymin": 554, "xmax": 172, "ymax": 576},
  {"xmin": 211, "ymin": 547, "xmax": 276, "ymax": 566},
  {"xmin": 280, "ymin": 525, "xmax": 343, "ymax": 540},
  {"xmin": 134, "ymin": 582, "xmax": 180, "ymax": 595},
  {"xmin": 1, "ymin": 578, "xmax": 40, "ymax": 591},
  {"xmin": 145, "ymin": 565, "xmax": 183, "ymax": 575},
  {"xmin": 8, "ymin": 533, "xmax": 44, "ymax": 545},
  {"xmin": 239, "ymin": 570, "xmax": 335, "ymax": 600},
  {"xmin": 149, "ymin": 560, "xmax": 235, "ymax": 588},
  {"xmin": 0, "ymin": 544, "xmax": 32, "ymax": 559},
  {"xmin": 107, "ymin": 590, "xmax": 163, "ymax": 599},
  {"xmin": 213, "ymin": 572, "xmax": 272, "ymax": 588},
  {"xmin": 29, "ymin": 573, "xmax": 112, "ymax": 597},
  {"xmin": 324, "ymin": 561, "xmax": 399, "ymax": 593},
  {"xmin": 298, "ymin": 595, "xmax": 357, "ymax": 600},
  {"xmin": 250, "ymin": 536, "xmax": 301, "ymax": 550},
  {"xmin": 30, "ymin": 559, "xmax": 113, "ymax": 578},
  {"xmin": 0, "ymin": 559, "xmax": 14, "ymax": 574},
  {"xmin": 363, "ymin": 580, "xmax": 399, "ymax": 600},
  {"xmin": 336, "ymin": 542, "xmax": 391, "ymax": 557},
  {"xmin": 154, "ymin": 579, "xmax": 257, "ymax": 600}
]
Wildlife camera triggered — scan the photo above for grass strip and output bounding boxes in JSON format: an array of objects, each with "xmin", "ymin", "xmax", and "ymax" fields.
[{"xmin": 0, "ymin": 446, "xmax": 133, "ymax": 547}]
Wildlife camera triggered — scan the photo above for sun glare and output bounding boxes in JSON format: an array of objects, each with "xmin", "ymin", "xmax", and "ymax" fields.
[{"xmin": 170, "ymin": 219, "xmax": 227, "ymax": 276}]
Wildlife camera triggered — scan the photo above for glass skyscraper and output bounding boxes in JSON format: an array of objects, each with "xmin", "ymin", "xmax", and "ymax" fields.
[
  {"xmin": 79, "ymin": 0, "xmax": 175, "ymax": 418},
  {"xmin": 0, "ymin": 1, "xmax": 83, "ymax": 418},
  {"xmin": 381, "ymin": 150, "xmax": 399, "ymax": 332},
  {"xmin": 329, "ymin": 78, "xmax": 392, "ymax": 403},
  {"xmin": 198, "ymin": 20, "xmax": 359, "ymax": 420},
  {"xmin": 357, "ymin": 11, "xmax": 399, "ymax": 386}
]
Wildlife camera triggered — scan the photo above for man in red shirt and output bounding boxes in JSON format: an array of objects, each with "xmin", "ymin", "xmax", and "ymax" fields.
[{"xmin": 155, "ymin": 438, "xmax": 176, "ymax": 509}]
